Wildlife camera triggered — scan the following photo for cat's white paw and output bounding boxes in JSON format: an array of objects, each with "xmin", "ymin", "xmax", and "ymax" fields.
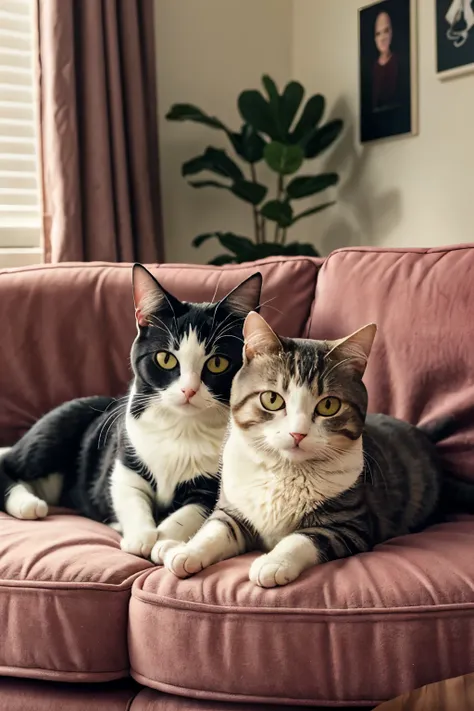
[
  {"xmin": 19, "ymin": 497, "xmax": 48, "ymax": 520},
  {"xmin": 120, "ymin": 529, "xmax": 158, "ymax": 558},
  {"xmin": 5, "ymin": 486, "xmax": 48, "ymax": 520},
  {"xmin": 150, "ymin": 538, "xmax": 180, "ymax": 565},
  {"xmin": 249, "ymin": 553, "xmax": 303, "ymax": 588},
  {"xmin": 164, "ymin": 543, "xmax": 206, "ymax": 578}
]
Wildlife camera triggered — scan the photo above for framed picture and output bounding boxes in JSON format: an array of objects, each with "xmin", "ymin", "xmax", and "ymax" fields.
[
  {"xmin": 359, "ymin": 0, "xmax": 418, "ymax": 144},
  {"xmin": 436, "ymin": 0, "xmax": 474, "ymax": 79}
]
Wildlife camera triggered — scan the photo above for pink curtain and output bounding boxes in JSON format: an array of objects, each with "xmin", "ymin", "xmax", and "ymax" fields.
[{"xmin": 36, "ymin": 0, "xmax": 164, "ymax": 263}]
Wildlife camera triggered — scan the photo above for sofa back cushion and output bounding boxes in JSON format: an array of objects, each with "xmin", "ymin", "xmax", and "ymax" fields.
[
  {"xmin": 306, "ymin": 245, "xmax": 474, "ymax": 481},
  {"xmin": 0, "ymin": 257, "xmax": 320, "ymax": 445}
]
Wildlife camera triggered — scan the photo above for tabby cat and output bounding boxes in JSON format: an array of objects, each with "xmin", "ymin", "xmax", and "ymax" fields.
[
  {"xmin": 0, "ymin": 265, "xmax": 262, "ymax": 562},
  {"xmin": 162, "ymin": 311, "xmax": 453, "ymax": 586}
]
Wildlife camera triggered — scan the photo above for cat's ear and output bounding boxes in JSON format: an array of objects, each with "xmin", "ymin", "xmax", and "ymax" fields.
[
  {"xmin": 243, "ymin": 311, "xmax": 282, "ymax": 361},
  {"xmin": 219, "ymin": 272, "xmax": 263, "ymax": 316},
  {"xmin": 326, "ymin": 323, "xmax": 377, "ymax": 376},
  {"xmin": 132, "ymin": 264, "xmax": 182, "ymax": 327}
]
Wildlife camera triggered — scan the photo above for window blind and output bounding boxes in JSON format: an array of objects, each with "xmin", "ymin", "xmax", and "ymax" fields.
[{"xmin": 0, "ymin": 0, "xmax": 40, "ymax": 250}]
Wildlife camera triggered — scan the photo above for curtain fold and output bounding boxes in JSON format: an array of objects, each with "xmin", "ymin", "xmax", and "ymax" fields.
[{"xmin": 36, "ymin": 0, "xmax": 164, "ymax": 263}]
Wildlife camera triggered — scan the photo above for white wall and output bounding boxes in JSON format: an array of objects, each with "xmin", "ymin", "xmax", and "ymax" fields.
[
  {"xmin": 155, "ymin": 0, "xmax": 474, "ymax": 262},
  {"xmin": 292, "ymin": 0, "xmax": 474, "ymax": 252},
  {"xmin": 155, "ymin": 0, "xmax": 293, "ymax": 263}
]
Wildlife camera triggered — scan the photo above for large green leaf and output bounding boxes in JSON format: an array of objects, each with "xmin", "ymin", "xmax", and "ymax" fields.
[
  {"xmin": 206, "ymin": 240, "xmax": 320, "ymax": 264},
  {"xmin": 264, "ymin": 141, "xmax": 304, "ymax": 175},
  {"xmin": 193, "ymin": 232, "xmax": 256, "ymax": 261},
  {"xmin": 188, "ymin": 178, "xmax": 266, "ymax": 205},
  {"xmin": 182, "ymin": 147, "xmax": 243, "ymax": 181},
  {"xmin": 262, "ymin": 75, "xmax": 279, "ymax": 107},
  {"xmin": 238, "ymin": 90, "xmax": 279, "ymax": 140},
  {"xmin": 305, "ymin": 120, "xmax": 344, "ymax": 159},
  {"xmin": 292, "ymin": 201, "xmax": 335, "ymax": 223},
  {"xmin": 229, "ymin": 124, "xmax": 265, "ymax": 163},
  {"xmin": 218, "ymin": 233, "xmax": 257, "ymax": 259},
  {"xmin": 286, "ymin": 173, "xmax": 339, "ymax": 199},
  {"xmin": 250, "ymin": 243, "xmax": 287, "ymax": 259},
  {"xmin": 193, "ymin": 232, "xmax": 220, "ymax": 248},
  {"xmin": 283, "ymin": 242, "xmax": 320, "ymax": 257},
  {"xmin": 260, "ymin": 199, "xmax": 293, "ymax": 227},
  {"xmin": 188, "ymin": 179, "xmax": 230, "ymax": 190},
  {"xmin": 166, "ymin": 103, "xmax": 229, "ymax": 131},
  {"xmin": 231, "ymin": 180, "xmax": 267, "ymax": 205},
  {"xmin": 280, "ymin": 81, "xmax": 305, "ymax": 133},
  {"xmin": 209, "ymin": 254, "xmax": 237, "ymax": 266},
  {"xmin": 291, "ymin": 94, "xmax": 325, "ymax": 144}
]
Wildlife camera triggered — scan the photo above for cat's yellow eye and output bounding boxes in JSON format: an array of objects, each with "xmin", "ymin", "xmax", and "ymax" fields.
[
  {"xmin": 316, "ymin": 397, "xmax": 341, "ymax": 417},
  {"xmin": 260, "ymin": 391, "xmax": 285, "ymax": 411},
  {"xmin": 206, "ymin": 355, "xmax": 230, "ymax": 374},
  {"xmin": 156, "ymin": 351, "xmax": 178, "ymax": 370}
]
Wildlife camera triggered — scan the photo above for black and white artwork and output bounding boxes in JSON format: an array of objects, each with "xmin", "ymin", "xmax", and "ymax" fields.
[
  {"xmin": 359, "ymin": 0, "xmax": 417, "ymax": 144},
  {"xmin": 436, "ymin": 0, "xmax": 474, "ymax": 78}
]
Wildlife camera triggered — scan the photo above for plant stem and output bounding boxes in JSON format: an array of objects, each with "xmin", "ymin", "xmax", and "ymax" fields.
[
  {"xmin": 274, "ymin": 174, "xmax": 284, "ymax": 243},
  {"xmin": 281, "ymin": 227, "xmax": 288, "ymax": 245},
  {"xmin": 250, "ymin": 164, "xmax": 261, "ymax": 244}
]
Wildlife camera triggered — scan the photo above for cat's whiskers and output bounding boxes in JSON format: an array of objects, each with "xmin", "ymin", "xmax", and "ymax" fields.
[
  {"xmin": 97, "ymin": 405, "xmax": 127, "ymax": 448},
  {"xmin": 208, "ymin": 313, "xmax": 244, "ymax": 348},
  {"xmin": 207, "ymin": 310, "xmax": 235, "ymax": 345},
  {"xmin": 363, "ymin": 451, "xmax": 387, "ymax": 490},
  {"xmin": 97, "ymin": 393, "xmax": 161, "ymax": 448},
  {"xmin": 147, "ymin": 314, "xmax": 178, "ymax": 347},
  {"xmin": 257, "ymin": 296, "xmax": 283, "ymax": 316},
  {"xmin": 321, "ymin": 356, "xmax": 361, "ymax": 382},
  {"xmin": 213, "ymin": 333, "xmax": 244, "ymax": 350}
]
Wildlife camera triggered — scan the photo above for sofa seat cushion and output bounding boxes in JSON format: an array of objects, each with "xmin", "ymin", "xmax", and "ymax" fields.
[
  {"xmin": 0, "ymin": 678, "xmax": 139, "ymax": 711},
  {"xmin": 0, "ymin": 512, "xmax": 151, "ymax": 682},
  {"xmin": 129, "ymin": 520, "xmax": 474, "ymax": 707}
]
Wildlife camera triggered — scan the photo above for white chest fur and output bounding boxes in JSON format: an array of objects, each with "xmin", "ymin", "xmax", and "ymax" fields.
[
  {"xmin": 126, "ymin": 409, "xmax": 226, "ymax": 507},
  {"xmin": 221, "ymin": 429, "xmax": 362, "ymax": 550}
]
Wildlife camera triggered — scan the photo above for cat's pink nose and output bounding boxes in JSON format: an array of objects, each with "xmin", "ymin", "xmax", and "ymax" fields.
[
  {"xmin": 290, "ymin": 432, "xmax": 306, "ymax": 446},
  {"xmin": 182, "ymin": 388, "xmax": 197, "ymax": 402}
]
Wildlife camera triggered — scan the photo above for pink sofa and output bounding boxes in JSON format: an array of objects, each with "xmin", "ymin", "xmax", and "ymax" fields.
[{"xmin": 1, "ymin": 246, "xmax": 474, "ymax": 710}]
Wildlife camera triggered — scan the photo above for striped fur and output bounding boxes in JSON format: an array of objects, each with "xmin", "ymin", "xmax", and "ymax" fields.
[{"xmin": 164, "ymin": 313, "xmax": 445, "ymax": 587}]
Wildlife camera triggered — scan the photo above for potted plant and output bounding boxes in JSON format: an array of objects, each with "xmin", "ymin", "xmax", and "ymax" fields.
[{"xmin": 167, "ymin": 75, "xmax": 343, "ymax": 265}]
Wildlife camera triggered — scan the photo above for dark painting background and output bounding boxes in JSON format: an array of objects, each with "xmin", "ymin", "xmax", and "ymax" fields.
[
  {"xmin": 436, "ymin": 0, "xmax": 474, "ymax": 73},
  {"xmin": 359, "ymin": 0, "xmax": 412, "ymax": 143}
]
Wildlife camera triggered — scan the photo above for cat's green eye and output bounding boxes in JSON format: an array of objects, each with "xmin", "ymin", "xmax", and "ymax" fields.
[
  {"xmin": 260, "ymin": 391, "xmax": 285, "ymax": 412},
  {"xmin": 206, "ymin": 355, "xmax": 230, "ymax": 374},
  {"xmin": 316, "ymin": 397, "xmax": 341, "ymax": 417},
  {"xmin": 156, "ymin": 351, "xmax": 178, "ymax": 371}
]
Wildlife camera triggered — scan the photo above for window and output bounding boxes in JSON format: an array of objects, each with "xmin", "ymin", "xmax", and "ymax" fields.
[{"xmin": 0, "ymin": 0, "xmax": 42, "ymax": 267}]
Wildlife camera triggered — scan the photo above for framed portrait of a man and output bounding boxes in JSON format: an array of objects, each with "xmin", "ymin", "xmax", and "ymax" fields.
[
  {"xmin": 359, "ymin": 0, "xmax": 418, "ymax": 143},
  {"xmin": 436, "ymin": 0, "xmax": 474, "ymax": 79}
]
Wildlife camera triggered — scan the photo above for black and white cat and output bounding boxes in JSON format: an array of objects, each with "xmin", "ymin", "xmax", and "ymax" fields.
[{"xmin": 0, "ymin": 265, "xmax": 262, "ymax": 561}]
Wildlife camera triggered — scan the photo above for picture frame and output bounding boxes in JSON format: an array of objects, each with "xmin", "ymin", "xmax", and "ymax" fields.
[
  {"xmin": 436, "ymin": 0, "xmax": 474, "ymax": 80},
  {"xmin": 358, "ymin": 0, "xmax": 418, "ymax": 144}
]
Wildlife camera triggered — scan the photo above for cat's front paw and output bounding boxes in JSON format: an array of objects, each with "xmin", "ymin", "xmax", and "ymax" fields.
[
  {"xmin": 249, "ymin": 553, "xmax": 303, "ymax": 588},
  {"xmin": 163, "ymin": 544, "xmax": 206, "ymax": 578},
  {"xmin": 150, "ymin": 538, "xmax": 180, "ymax": 565},
  {"xmin": 120, "ymin": 529, "xmax": 158, "ymax": 558}
]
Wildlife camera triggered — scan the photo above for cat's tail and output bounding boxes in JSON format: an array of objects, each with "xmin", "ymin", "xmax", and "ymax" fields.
[
  {"xmin": 419, "ymin": 415, "xmax": 474, "ymax": 514},
  {"xmin": 442, "ymin": 476, "xmax": 474, "ymax": 514},
  {"xmin": 1, "ymin": 396, "xmax": 115, "ymax": 520},
  {"xmin": 418, "ymin": 415, "xmax": 458, "ymax": 444}
]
